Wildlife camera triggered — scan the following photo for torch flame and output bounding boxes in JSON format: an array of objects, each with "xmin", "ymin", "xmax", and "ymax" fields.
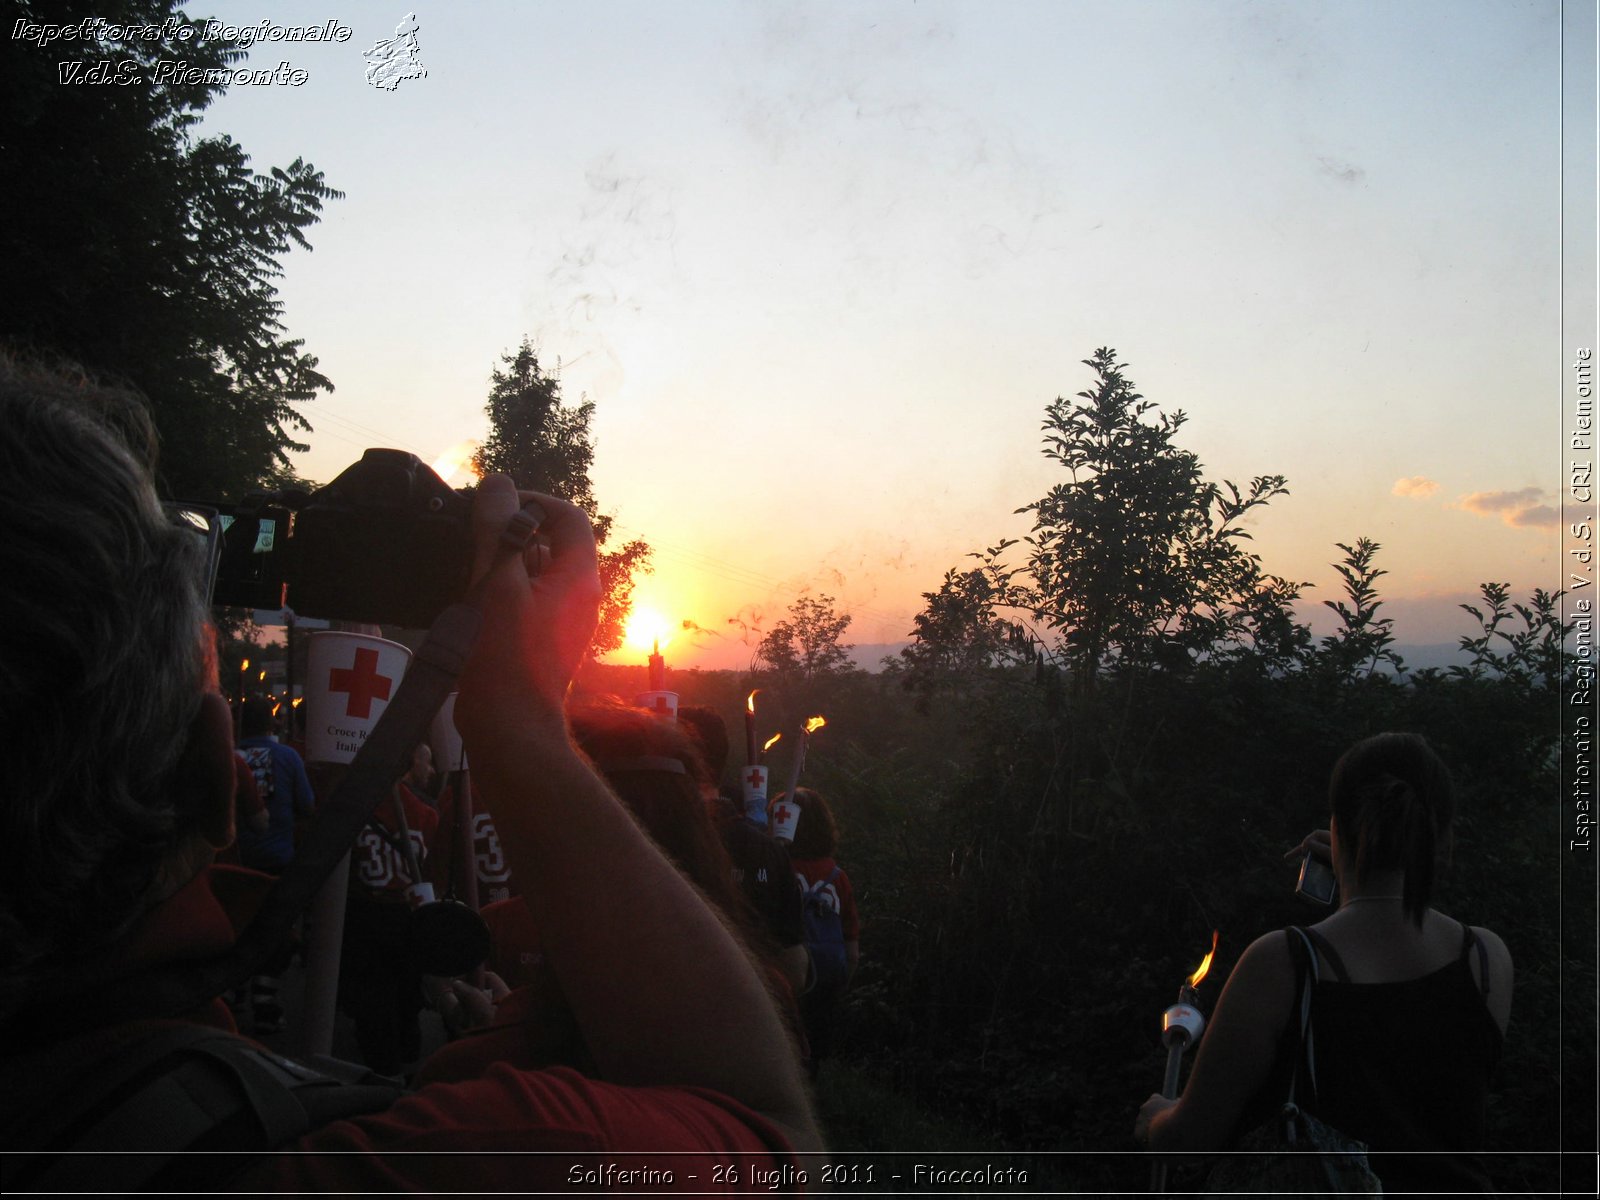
[
  {"xmin": 804, "ymin": 715, "xmax": 827, "ymax": 734},
  {"xmin": 1187, "ymin": 930, "xmax": 1220, "ymax": 988},
  {"xmin": 763, "ymin": 732, "xmax": 783, "ymax": 753},
  {"xmin": 747, "ymin": 689, "xmax": 759, "ymax": 713}
]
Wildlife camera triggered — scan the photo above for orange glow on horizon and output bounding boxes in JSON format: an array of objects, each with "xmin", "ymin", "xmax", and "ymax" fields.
[{"xmin": 1188, "ymin": 930, "xmax": 1220, "ymax": 988}]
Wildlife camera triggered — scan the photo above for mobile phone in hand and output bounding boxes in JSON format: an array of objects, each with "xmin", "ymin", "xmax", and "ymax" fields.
[{"xmin": 1295, "ymin": 852, "xmax": 1337, "ymax": 905}]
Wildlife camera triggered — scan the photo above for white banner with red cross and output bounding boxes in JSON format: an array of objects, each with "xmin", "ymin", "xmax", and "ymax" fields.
[
  {"xmin": 635, "ymin": 690, "xmax": 679, "ymax": 721},
  {"xmin": 304, "ymin": 631, "xmax": 411, "ymax": 764},
  {"xmin": 740, "ymin": 764, "xmax": 770, "ymax": 826},
  {"xmin": 769, "ymin": 795, "xmax": 800, "ymax": 842}
]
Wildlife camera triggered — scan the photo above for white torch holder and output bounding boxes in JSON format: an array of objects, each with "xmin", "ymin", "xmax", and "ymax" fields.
[{"xmin": 1161, "ymin": 1000, "xmax": 1206, "ymax": 1046}]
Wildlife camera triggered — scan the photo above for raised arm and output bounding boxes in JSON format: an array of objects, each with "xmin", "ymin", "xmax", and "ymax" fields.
[
  {"xmin": 454, "ymin": 476, "xmax": 821, "ymax": 1151},
  {"xmin": 1136, "ymin": 930, "xmax": 1297, "ymax": 1151}
]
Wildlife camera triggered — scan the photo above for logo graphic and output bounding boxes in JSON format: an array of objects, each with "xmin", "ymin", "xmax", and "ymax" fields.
[
  {"xmin": 327, "ymin": 647, "xmax": 394, "ymax": 718},
  {"xmin": 364, "ymin": 11, "xmax": 426, "ymax": 90}
]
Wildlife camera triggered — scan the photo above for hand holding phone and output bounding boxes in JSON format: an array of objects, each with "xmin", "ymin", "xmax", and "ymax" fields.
[{"xmin": 1295, "ymin": 851, "xmax": 1337, "ymax": 905}]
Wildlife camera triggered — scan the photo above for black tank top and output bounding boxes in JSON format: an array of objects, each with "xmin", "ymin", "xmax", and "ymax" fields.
[{"xmin": 1247, "ymin": 922, "xmax": 1503, "ymax": 1193}]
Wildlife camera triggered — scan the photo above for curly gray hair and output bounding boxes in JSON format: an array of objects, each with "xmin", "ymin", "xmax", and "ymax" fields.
[{"xmin": 0, "ymin": 356, "xmax": 212, "ymax": 1013}]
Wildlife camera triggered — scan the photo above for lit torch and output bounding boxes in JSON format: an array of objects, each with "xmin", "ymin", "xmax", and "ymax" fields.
[
  {"xmin": 741, "ymin": 732, "xmax": 785, "ymax": 826},
  {"xmin": 760, "ymin": 732, "xmax": 782, "ymax": 763},
  {"xmin": 780, "ymin": 716, "xmax": 827, "ymax": 808},
  {"xmin": 627, "ymin": 609, "xmax": 677, "ymax": 718},
  {"xmin": 1152, "ymin": 930, "xmax": 1219, "ymax": 1192},
  {"xmin": 648, "ymin": 638, "xmax": 665, "ymax": 692},
  {"xmin": 745, "ymin": 690, "xmax": 760, "ymax": 766},
  {"xmin": 236, "ymin": 657, "xmax": 250, "ymax": 735},
  {"xmin": 742, "ymin": 729, "xmax": 780, "ymax": 832}
]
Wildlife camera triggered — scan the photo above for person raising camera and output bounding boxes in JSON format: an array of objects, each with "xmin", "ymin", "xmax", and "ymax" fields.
[{"xmin": 0, "ymin": 356, "xmax": 820, "ymax": 1190}]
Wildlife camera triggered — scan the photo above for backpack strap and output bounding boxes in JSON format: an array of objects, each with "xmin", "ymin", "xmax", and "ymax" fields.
[
  {"xmin": 1283, "ymin": 927, "xmax": 1321, "ymax": 1107},
  {"xmin": 1460, "ymin": 922, "xmax": 1490, "ymax": 997},
  {"xmin": 3, "ymin": 1024, "xmax": 403, "ymax": 1192}
]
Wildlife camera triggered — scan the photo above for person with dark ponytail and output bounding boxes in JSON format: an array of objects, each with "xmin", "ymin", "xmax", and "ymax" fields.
[{"xmin": 1135, "ymin": 732, "xmax": 1513, "ymax": 1192}]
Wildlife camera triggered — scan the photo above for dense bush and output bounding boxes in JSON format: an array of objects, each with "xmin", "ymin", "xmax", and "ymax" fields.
[{"xmin": 580, "ymin": 349, "xmax": 1582, "ymax": 1191}]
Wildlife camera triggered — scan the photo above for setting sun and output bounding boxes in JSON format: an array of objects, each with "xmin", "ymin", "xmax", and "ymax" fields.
[
  {"xmin": 623, "ymin": 607, "xmax": 673, "ymax": 653},
  {"xmin": 429, "ymin": 441, "xmax": 481, "ymax": 487}
]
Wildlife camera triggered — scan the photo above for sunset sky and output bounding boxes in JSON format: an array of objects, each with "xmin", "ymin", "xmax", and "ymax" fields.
[{"xmin": 193, "ymin": 0, "xmax": 1581, "ymax": 670}]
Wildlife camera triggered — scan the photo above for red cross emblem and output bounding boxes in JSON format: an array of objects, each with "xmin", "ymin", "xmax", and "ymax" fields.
[
  {"xmin": 328, "ymin": 648, "xmax": 393, "ymax": 719},
  {"xmin": 745, "ymin": 768, "xmax": 765, "ymax": 789},
  {"xmin": 772, "ymin": 804, "xmax": 792, "ymax": 826}
]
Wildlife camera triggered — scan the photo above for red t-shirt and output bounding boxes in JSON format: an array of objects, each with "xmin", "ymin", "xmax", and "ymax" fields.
[
  {"xmin": 433, "ymin": 781, "xmax": 519, "ymax": 904},
  {"xmin": 13, "ymin": 868, "xmax": 798, "ymax": 1192},
  {"xmin": 255, "ymin": 1062, "xmax": 795, "ymax": 1192},
  {"xmin": 351, "ymin": 784, "xmax": 439, "ymax": 895},
  {"xmin": 481, "ymin": 895, "xmax": 545, "ymax": 990}
]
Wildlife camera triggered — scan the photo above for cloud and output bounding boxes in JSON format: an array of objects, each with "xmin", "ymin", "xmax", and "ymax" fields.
[
  {"xmin": 1455, "ymin": 487, "xmax": 1557, "ymax": 528},
  {"xmin": 1507, "ymin": 504, "xmax": 1559, "ymax": 529},
  {"xmin": 1392, "ymin": 476, "xmax": 1439, "ymax": 498}
]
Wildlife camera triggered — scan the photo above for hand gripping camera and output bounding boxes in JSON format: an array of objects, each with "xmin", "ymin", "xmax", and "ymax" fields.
[{"xmin": 204, "ymin": 448, "xmax": 476, "ymax": 629}]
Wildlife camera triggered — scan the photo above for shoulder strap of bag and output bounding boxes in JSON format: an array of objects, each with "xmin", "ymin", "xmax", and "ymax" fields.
[
  {"xmin": 1300, "ymin": 925, "xmax": 1350, "ymax": 983},
  {"xmin": 1460, "ymin": 921, "xmax": 1491, "ymax": 996},
  {"xmin": 3, "ymin": 1023, "xmax": 403, "ymax": 1192},
  {"xmin": 1284, "ymin": 926, "xmax": 1321, "ymax": 1107}
]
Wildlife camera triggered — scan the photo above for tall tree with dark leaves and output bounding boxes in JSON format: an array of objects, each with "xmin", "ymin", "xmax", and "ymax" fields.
[
  {"xmin": 0, "ymin": 0, "xmax": 341, "ymax": 499},
  {"xmin": 758, "ymin": 594, "xmax": 855, "ymax": 681},
  {"xmin": 1018, "ymin": 347, "xmax": 1297, "ymax": 684},
  {"xmin": 472, "ymin": 339, "xmax": 650, "ymax": 655}
]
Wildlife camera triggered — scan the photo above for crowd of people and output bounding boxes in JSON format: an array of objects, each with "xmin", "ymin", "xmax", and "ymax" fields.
[
  {"xmin": 0, "ymin": 354, "xmax": 1511, "ymax": 1192},
  {"xmin": 0, "ymin": 357, "xmax": 824, "ymax": 1190}
]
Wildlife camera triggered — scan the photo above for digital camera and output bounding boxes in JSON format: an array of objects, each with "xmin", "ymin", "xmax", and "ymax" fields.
[{"xmin": 195, "ymin": 449, "xmax": 476, "ymax": 628}]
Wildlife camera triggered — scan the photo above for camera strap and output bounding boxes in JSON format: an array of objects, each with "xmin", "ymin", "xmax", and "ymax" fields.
[
  {"xmin": 226, "ymin": 602, "xmax": 482, "ymax": 982},
  {"xmin": 17, "ymin": 502, "xmax": 545, "ymax": 1037}
]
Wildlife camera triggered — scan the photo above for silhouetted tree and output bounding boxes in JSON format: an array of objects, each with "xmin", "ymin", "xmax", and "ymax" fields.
[
  {"xmin": 1016, "ymin": 348, "xmax": 1297, "ymax": 683},
  {"xmin": 472, "ymin": 340, "xmax": 649, "ymax": 654},
  {"xmin": 1317, "ymin": 537, "xmax": 1404, "ymax": 679},
  {"xmin": 0, "ymin": 0, "xmax": 340, "ymax": 498},
  {"xmin": 896, "ymin": 556, "xmax": 1032, "ymax": 705},
  {"xmin": 758, "ymin": 594, "xmax": 855, "ymax": 681}
]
